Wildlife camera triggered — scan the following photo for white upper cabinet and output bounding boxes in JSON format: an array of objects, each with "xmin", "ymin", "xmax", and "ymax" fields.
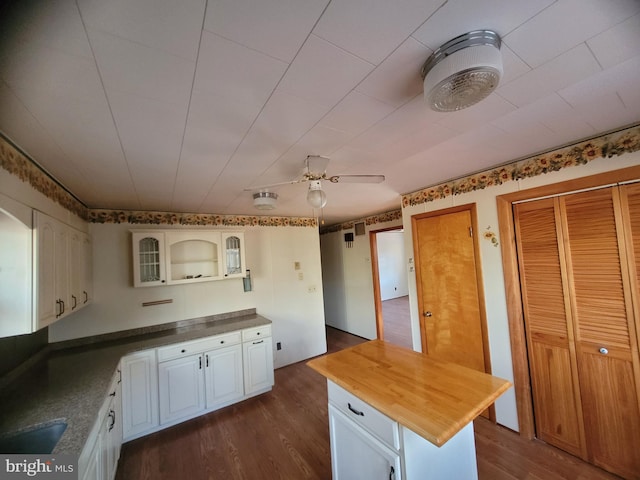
[
  {"xmin": 131, "ymin": 230, "xmax": 246, "ymax": 287},
  {"xmin": 131, "ymin": 232, "xmax": 166, "ymax": 287},
  {"xmin": 34, "ymin": 211, "xmax": 91, "ymax": 329}
]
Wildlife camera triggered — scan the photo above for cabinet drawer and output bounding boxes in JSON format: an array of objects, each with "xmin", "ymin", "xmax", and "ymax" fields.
[
  {"xmin": 242, "ymin": 325, "xmax": 272, "ymax": 342},
  {"xmin": 328, "ymin": 380, "xmax": 400, "ymax": 450},
  {"xmin": 157, "ymin": 331, "xmax": 242, "ymax": 362}
]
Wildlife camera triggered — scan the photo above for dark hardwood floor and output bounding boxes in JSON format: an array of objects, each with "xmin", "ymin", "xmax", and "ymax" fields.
[{"xmin": 115, "ymin": 327, "xmax": 621, "ymax": 480}]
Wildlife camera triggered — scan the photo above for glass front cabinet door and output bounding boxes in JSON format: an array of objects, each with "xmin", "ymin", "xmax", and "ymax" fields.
[
  {"xmin": 222, "ymin": 233, "xmax": 246, "ymax": 279},
  {"xmin": 132, "ymin": 232, "xmax": 166, "ymax": 287}
]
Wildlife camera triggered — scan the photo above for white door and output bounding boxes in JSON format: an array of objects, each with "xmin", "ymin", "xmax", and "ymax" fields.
[
  {"xmin": 121, "ymin": 351, "xmax": 159, "ymax": 440},
  {"xmin": 329, "ymin": 405, "xmax": 402, "ymax": 480},
  {"xmin": 243, "ymin": 337, "xmax": 274, "ymax": 396},
  {"xmin": 205, "ymin": 344, "xmax": 244, "ymax": 409},
  {"xmin": 158, "ymin": 354, "xmax": 205, "ymax": 424}
]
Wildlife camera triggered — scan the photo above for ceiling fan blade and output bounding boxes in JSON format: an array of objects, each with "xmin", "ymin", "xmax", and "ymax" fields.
[
  {"xmin": 243, "ymin": 178, "xmax": 305, "ymax": 191},
  {"xmin": 328, "ymin": 174, "xmax": 385, "ymax": 184},
  {"xmin": 306, "ymin": 155, "xmax": 330, "ymax": 176}
]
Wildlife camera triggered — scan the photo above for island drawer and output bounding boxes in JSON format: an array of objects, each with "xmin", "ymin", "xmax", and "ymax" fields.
[
  {"xmin": 157, "ymin": 331, "xmax": 242, "ymax": 362},
  {"xmin": 327, "ymin": 380, "xmax": 400, "ymax": 450},
  {"xmin": 242, "ymin": 325, "xmax": 271, "ymax": 342}
]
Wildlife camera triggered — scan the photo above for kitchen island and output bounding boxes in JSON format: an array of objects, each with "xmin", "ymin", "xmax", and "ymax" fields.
[{"xmin": 307, "ymin": 340, "xmax": 511, "ymax": 479}]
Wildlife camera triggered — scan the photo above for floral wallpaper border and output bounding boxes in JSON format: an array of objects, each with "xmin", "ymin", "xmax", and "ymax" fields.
[
  {"xmin": 0, "ymin": 136, "xmax": 317, "ymax": 227},
  {"xmin": 320, "ymin": 209, "xmax": 403, "ymax": 234},
  {"xmin": 402, "ymin": 124, "xmax": 640, "ymax": 208},
  {"xmin": 0, "ymin": 136, "xmax": 89, "ymax": 219},
  {"xmin": 88, "ymin": 209, "xmax": 317, "ymax": 227}
]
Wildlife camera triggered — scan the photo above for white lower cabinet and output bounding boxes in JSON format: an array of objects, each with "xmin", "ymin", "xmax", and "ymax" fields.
[
  {"xmin": 158, "ymin": 353, "xmax": 206, "ymax": 425},
  {"xmin": 158, "ymin": 327, "xmax": 268, "ymax": 427},
  {"xmin": 79, "ymin": 369, "xmax": 122, "ymax": 480},
  {"xmin": 242, "ymin": 326, "xmax": 275, "ymax": 396},
  {"xmin": 329, "ymin": 404, "xmax": 401, "ymax": 480},
  {"xmin": 327, "ymin": 380, "xmax": 478, "ymax": 480},
  {"xmin": 121, "ymin": 350, "xmax": 159, "ymax": 441},
  {"xmin": 205, "ymin": 343, "xmax": 244, "ymax": 409}
]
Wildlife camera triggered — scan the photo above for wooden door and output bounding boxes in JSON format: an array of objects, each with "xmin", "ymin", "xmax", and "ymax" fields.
[
  {"xmin": 561, "ymin": 188, "xmax": 640, "ymax": 478},
  {"xmin": 514, "ymin": 198, "xmax": 586, "ymax": 457},
  {"xmin": 515, "ymin": 186, "xmax": 640, "ymax": 478},
  {"xmin": 412, "ymin": 206, "xmax": 489, "ymax": 375}
]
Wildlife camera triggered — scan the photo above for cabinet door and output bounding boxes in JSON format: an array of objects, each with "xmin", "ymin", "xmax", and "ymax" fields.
[
  {"xmin": 121, "ymin": 351, "xmax": 159, "ymax": 441},
  {"xmin": 132, "ymin": 232, "xmax": 166, "ymax": 287},
  {"xmin": 205, "ymin": 344, "xmax": 244, "ymax": 409},
  {"xmin": 243, "ymin": 337, "xmax": 274, "ymax": 396},
  {"xmin": 158, "ymin": 354, "xmax": 205, "ymax": 425},
  {"xmin": 69, "ymin": 229, "xmax": 83, "ymax": 312},
  {"xmin": 34, "ymin": 212, "xmax": 68, "ymax": 327},
  {"xmin": 81, "ymin": 432, "xmax": 101, "ymax": 480},
  {"xmin": 222, "ymin": 232, "xmax": 246, "ymax": 278},
  {"xmin": 82, "ymin": 233, "xmax": 93, "ymax": 305},
  {"xmin": 329, "ymin": 404, "xmax": 402, "ymax": 480}
]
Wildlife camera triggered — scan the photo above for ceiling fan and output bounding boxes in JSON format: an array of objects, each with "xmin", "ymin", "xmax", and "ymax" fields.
[{"xmin": 247, "ymin": 155, "xmax": 385, "ymax": 209}]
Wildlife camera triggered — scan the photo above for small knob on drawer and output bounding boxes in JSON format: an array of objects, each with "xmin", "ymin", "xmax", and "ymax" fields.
[{"xmin": 181, "ymin": 349, "xmax": 186, "ymax": 353}]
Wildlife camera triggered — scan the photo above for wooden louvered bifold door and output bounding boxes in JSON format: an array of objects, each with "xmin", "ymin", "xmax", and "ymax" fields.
[
  {"xmin": 514, "ymin": 198, "xmax": 586, "ymax": 458},
  {"xmin": 515, "ymin": 185, "xmax": 640, "ymax": 479}
]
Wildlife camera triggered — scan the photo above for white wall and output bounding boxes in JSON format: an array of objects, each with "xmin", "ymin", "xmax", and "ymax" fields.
[
  {"xmin": 320, "ymin": 218, "xmax": 403, "ymax": 339},
  {"xmin": 402, "ymin": 152, "xmax": 640, "ymax": 432},
  {"xmin": 1, "ymin": 169, "xmax": 327, "ymax": 369},
  {"xmin": 376, "ymin": 230, "xmax": 408, "ymax": 301}
]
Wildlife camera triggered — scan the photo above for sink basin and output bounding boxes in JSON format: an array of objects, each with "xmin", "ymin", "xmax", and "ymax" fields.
[{"xmin": 0, "ymin": 421, "xmax": 67, "ymax": 454}]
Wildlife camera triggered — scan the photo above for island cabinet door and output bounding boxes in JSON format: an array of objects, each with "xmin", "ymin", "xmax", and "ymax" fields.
[{"xmin": 329, "ymin": 404, "xmax": 402, "ymax": 480}]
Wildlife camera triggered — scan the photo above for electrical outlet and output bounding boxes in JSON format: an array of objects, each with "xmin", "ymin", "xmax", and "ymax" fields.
[
  {"xmin": 298, "ymin": 272, "xmax": 304, "ymax": 280},
  {"xmin": 276, "ymin": 342, "xmax": 282, "ymax": 351}
]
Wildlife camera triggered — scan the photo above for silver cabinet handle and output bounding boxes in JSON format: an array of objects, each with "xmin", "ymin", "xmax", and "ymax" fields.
[{"xmin": 599, "ymin": 347, "xmax": 609, "ymax": 355}]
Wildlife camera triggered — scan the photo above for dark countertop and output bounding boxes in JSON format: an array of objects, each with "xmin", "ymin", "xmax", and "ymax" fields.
[{"xmin": 0, "ymin": 313, "xmax": 271, "ymax": 455}]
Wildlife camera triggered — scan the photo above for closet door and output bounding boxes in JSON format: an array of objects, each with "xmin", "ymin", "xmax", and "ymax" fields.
[
  {"xmin": 514, "ymin": 199, "xmax": 586, "ymax": 457},
  {"xmin": 560, "ymin": 187, "xmax": 640, "ymax": 478}
]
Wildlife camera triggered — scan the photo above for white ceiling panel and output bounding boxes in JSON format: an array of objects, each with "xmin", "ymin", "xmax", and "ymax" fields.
[
  {"xmin": 355, "ymin": 37, "xmax": 432, "ymax": 108},
  {"xmin": 312, "ymin": 0, "xmax": 444, "ymax": 65},
  {"xmin": 77, "ymin": 0, "xmax": 205, "ymax": 61},
  {"xmin": 319, "ymin": 91, "xmax": 396, "ymax": 136},
  {"xmin": 497, "ymin": 44, "xmax": 602, "ymax": 107},
  {"xmin": 0, "ymin": 0, "xmax": 638, "ymax": 226},
  {"xmin": 411, "ymin": 0, "xmax": 555, "ymax": 50},
  {"xmin": 193, "ymin": 31, "xmax": 288, "ymax": 105},
  {"xmin": 204, "ymin": 0, "xmax": 328, "ymax": 63},
  {"xmin": 88, "ymin": 29, "xmax": 196, "ymax": 105},
  {"xmin": 347, "ymin": 96, "xmax": 441, "ymax": 153},
  {"xmin": 277, "ymin": 34, "xmax": 374, "ymax": 107},
  {"xmin": 492, "ymin": 93, "xmax": 596, "ymax": 141},
  {"xmin": 504, "ymin": 0, "xmax": 640, "ymax": 68},
  {"xmin": 587, "ymin": 12, "xmax": 640, "ymax": 70}
]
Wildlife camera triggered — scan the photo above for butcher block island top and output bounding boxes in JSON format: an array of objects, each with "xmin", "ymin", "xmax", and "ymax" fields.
[{"xmin": 307, "ymin": 339, "xmax": 511, "ymax": 447}]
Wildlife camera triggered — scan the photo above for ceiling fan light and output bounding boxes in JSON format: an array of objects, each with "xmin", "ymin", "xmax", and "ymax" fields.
[
  {"xmin": 307, "ymin": 181, "xmax": 327, "ymax": 209},
  {"xmin": 253, "ymin": 191, "xmax": 278, "ymax": 210},
  {"xmin": 422, "ymin": 30, "xmax": 502, "ymax": 112}
]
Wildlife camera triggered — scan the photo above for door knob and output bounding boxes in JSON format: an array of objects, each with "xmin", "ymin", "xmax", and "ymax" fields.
[
  {"xmin": 423, "ymin": 311, "xmax": 432, "ymax": 317},
  {"xmin": 599, "ymin": 347, "xmax": 608, "ymax": 355}
]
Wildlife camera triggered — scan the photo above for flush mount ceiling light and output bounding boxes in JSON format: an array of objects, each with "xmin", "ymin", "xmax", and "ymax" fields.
[
  {"xmin": 421, "ymin": 30, "xmax": 502, "ymax": 112},
  {"xmin": 306, "ymin": 180, "xmax": 327, "ymax": 209},
  {"xmin": 253, "ymin": 191, "xmax": 278, "ymax": 210}
]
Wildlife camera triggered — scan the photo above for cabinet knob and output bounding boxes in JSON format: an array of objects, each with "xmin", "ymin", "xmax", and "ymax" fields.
[
  {"xmin": 181, "ymin": 349, "xmax": 186, "ymax": 353},
  {"xmin": 423, "ymin": 311, "xmax": 432, "ymax": 317},
  {"xmin": 599, "ymin": 347, "xmax": 609, "ymax": 355}
]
